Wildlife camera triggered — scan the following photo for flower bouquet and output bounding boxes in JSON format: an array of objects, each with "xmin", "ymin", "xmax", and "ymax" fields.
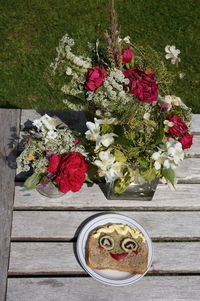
[
  {"xmin": 48, "ymin": 0, "xmax": 193, "ymax": 200},
  {"xmin": 17, "ymin": 114, "xmax": 88, "ymax": 197}
]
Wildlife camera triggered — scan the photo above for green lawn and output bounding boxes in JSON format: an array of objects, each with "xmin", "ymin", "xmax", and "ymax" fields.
[{"xmin": 0, "ymin": 0, "xmax": 199, "ymax": 112}]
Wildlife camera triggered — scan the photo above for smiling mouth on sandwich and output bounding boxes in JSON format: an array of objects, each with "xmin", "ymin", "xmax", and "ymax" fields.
[{"xmin": 109, "ymin": 252, "xmax": 129, "ymax": 261}]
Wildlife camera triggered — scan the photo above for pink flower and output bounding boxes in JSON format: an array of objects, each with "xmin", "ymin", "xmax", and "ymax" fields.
[
  {"xmin": 73, "ymin": 139, "xmax": 79, "ymax": 145},
  {"xmin": 116, "ymin": 46, "xmax": 133, "ymax": 64},
  {"xmin": 179, "ymin": 134, "xmax": 193, "ymax": 150},
  {"xmin": 123, "ymin": 67, "xmax": 158, "ymax": 102},
  {"xmin": 167, "ymin": 114, "xmax": 188, "ymax": 137},
  {"xmin": 85, "ymin": 66, "xmax": 107, "ymax": 91}
]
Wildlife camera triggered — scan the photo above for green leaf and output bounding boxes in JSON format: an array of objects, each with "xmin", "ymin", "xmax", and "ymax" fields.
[
  {"xmin": 137, "ymin": 158, "xmax": 149, "ymax": 168},
  {"xmin": 162, "ymin": 168, "xmax": 175, "ymax": 187},
  {"xmin": 115, "ymin": 136, "xmax": 132, "ymax": 146},
  {"xmin": 24, "ymin": 173, "xmax": 42, "ymax": 190},
  {"xmin": 114, "ymin": 125, "xmax": 124, "ymax": 136},
  {"xmin": 141, "ymin": 168, "xmax": 156, "ymax": 183},
  {"xmin": 101, "ymin": 124, "xmax": 113, "ymax": 135},
  {"xmin": 85, "ymin": 176, "xmax": 93, "ymax": 184},
  {"xmin": 155, "ymin": 122, "xmax": 165, "ymax": 145},
  {"xmin": 114, "ymin": 149, "xmax": 127, "ymax": 163}
]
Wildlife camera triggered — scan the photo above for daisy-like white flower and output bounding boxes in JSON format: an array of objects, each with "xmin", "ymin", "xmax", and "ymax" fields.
[
  {"xmin": 94, "ymin": 149, "xmax": 115, "ymax": 173},
  {"xmin": 95, "ymin": 133, "xmax": 118, "ymax": 150},
  {"xmin": 105, "ymin": 162, "xmax": 125, "ymax": 182},
  {"xmin": 85, "ymin": 120, "xmax": 100, "ymax": 141},
  {"xmin": 151, "ymin": 151, "xmax": 164, "ymax": 170},
  {"xmin": 165, "ymin": 45, "xmax": 181, "ymax": 65},
  {"xmin": 33, "ymin": 114, "xmax": 56, "ymax": 132}
]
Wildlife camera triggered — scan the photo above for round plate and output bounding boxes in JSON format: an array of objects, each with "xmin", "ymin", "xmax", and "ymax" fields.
[{"xmin": 76, "ymin": 213, "xmax": 153, "ymax": 286}]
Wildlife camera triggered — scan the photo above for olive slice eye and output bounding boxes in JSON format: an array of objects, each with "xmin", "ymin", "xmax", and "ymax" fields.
[
  {"xmin": 121, "ymin": 238, "xmax": 138, "ymax": 252},
  {"xmin": 99, "ymin": 235, "xmax": 114, "ymax": 251}
]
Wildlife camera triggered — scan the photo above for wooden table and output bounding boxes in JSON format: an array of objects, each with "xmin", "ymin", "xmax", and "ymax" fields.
[{"xmin": 1, "ymin": 109, "xmax": 200, "ymax": 301}]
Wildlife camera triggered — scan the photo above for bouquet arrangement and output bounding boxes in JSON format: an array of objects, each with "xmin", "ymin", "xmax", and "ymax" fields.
[
  {"xmin": 17, "ymin": 114, "xmax": 88, "ymax": 194},
  {"xmin": 49, "ymin": 0, "xmax": 193, "ymax": 195}
]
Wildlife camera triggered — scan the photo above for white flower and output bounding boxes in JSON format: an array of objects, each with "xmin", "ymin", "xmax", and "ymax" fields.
[
  {"xmin": 85, "ymin": 121, "xmax": 100, "ymax": 141},
  {"xmin": 143, "ymin": 112, "xmax": 150, "ymax": 120},
  {"xmin": 123, "ymin": 36, "xmax": 131, "ymax": 44},
  {"xmin": 45, "ymin": 130, "xmax": 57, "ymax": 143},
  {"xmin": 105, "ymin": 162, "xmax": 125, "ymax": 182},
  {"xmin": 172, "ymin": 96, "xmax": 182, "ymax": 106},
  {"xmin": 163, "ymin": 95, "xmax": 182, "ymax": 108},
  {"xmin": 167, "ymin": 142, "xmax": 184, "ymax": 164},
  {"xmin": 33, "ymin": 114, "xmax": 56, "ymax": 132},
  {"xmin": 96, "ymin": 133, "xmax": 118, "ymax": 149},
  {"xmin": 163, "ymin": 119, "xmax": 174, "ymax": 132},
  {"xmin": 41, "ymin": 115, "xmax": 56, "ymax": 131},
  {"xmin": 66, "ymin": 67, "xmax": 72, "ymax": 75},
  {"xmin": 33, "ymin": 119, "xmax": 42, "ymax": 130},
  {"xmin": 179, "ymin": 72, "xmax": 185, "ymax": 79},
  {"xmin": 151, "ymin": 151, "xmax": 163, "ymax": 170},
  {"xmin": 165, "ymin": 45, "xmax": 181, "ymax": 65},
  {"xmin": 94, "ymin": 149, "xmax": 115, "ymax": 172}
]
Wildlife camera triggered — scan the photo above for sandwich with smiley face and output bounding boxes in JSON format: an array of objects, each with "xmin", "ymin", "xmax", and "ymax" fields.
[{"xmin": 86, "ymin": 224, "xmax": 148, "ymax": 274}]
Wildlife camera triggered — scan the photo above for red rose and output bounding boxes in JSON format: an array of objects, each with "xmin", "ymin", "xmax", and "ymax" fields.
[
  {"xmin": 55, "ymin": 152, "xmax": 88, "ymax": 193},
  {"xmin": 167, "ymin": 114, "xmax": 188, "ymax": 137},
  {"xmin": 85, "ymin": 66, "xmax": 107, "ymax": 91},
  {"xmin": 48, "ymin": 154, "xmax": 62, "ymax": 173},
  {"xmin": 116, "ymin": 46, "xmax": 133, "ymax": 64},
  {"xmin": 179, "ymin": 135, "xmax": 193, "ymax": 150},
  {"xmin": 123, "ymin": 67, "xmax": 158, "ymax": 102}
]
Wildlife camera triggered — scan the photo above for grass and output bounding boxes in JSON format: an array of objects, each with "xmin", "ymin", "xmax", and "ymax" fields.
[{"xmin": 0, "ymin": 0, "xmax": 199, "ymax": 112}]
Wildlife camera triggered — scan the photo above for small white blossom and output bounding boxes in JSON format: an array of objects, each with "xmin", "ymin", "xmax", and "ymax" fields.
[
  {"xmin": 123, "ymin": 36, "xmax": 131, "ymax": 44},
  {"xmin": 45, "ymin": 130, "xmax": 57, "ymax": 143},
  {"xmin": 66, "ymin": 67, "xmax": 72, "ymax": 75},
  {"xmin": 143, "ymin": 112, "xmax": 150, "ymax": 120},
  {"xmin": 165, "ymin": 45, "xmax": 181, "ymax": 65}
]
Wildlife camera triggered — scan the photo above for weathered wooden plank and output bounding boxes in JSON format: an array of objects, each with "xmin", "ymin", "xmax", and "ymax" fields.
[
  {"xmin": 8, "ymin": 242, "xmax": 200, "ymax": 275},
  {"xmin": 188, "ymin": 135, "xmax": 200, "ymax": 157},
  {"xmin": 175, "ymin": 158, "xmax": 200, "ymax": 183},
  {"xmin": 11, "ymin": 211, "xmax": 200, "ymax": 241},
  {"xmin": 6, "ymin": 276, "xmax": 200, "ymax": 301},
  {"xmin": 0, "ymin": 109, "xmax": 21, "ymax": 301},
  {"xmin": 191, "ymin": 114, "xmax": 200, "ymax": 134},
  {"xmin": 14, "ymin": 183, "xmax": 200, "ymax": 210}
]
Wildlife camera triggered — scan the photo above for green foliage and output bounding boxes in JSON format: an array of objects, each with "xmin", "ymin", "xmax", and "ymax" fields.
[
  {"xmin": 154, "ymin": 122, "xmax": 165, "ymax": 145},
  {"xmin": 24, "ymin": 173, "xmax": 42, "ymax": 190},
  {"xmin": 162, "ymin": 168, "xmax": 175, "ymax": 187},
  {"xmin": 141, "ymin": 167, "xmax": 157, "ymax": 183},
  {"xmin": 114, "ymin": 149, "xmax": 127, "ymax": 163},
  {"xmin": 101, "ymin": 124, "xmax": 114, "ymax": 135}
]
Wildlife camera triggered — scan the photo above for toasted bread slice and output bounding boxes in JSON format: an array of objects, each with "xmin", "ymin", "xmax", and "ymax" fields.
[{"xmin": 86, "ymin": 224, "xmax": 148, "ymax": 274}]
